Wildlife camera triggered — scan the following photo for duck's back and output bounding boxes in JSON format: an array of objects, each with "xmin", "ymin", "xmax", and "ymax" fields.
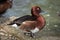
[{"xmin": 10, "ymin": 15, "xmax": 36, "ymax": 25}]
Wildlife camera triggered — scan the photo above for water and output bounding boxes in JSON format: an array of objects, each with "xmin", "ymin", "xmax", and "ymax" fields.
[
  {"xmin": 1, "ymin": 0, "xmax": 60, "ymax": 40},
  {"xmin": 3, "ymin": 0, "xmax": 49, "ymax": 17}
]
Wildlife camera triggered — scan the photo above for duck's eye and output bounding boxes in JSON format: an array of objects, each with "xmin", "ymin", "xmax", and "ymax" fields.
[{"xmin": 36, "ymin": 8, "xmax": 40, "ymax": 10}]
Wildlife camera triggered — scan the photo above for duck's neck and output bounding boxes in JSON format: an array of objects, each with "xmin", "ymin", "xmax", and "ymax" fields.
[{"xmin": 32, "ymin": 12, "xmax": 40, "ymax": 18}]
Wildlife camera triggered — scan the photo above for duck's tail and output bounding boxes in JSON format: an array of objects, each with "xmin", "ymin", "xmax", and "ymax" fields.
[
  {"xmin": 7, "ymin": 22, "xmax": 15, "ymax": 25},
  {"xmin": 7, "ymin": 22, "xmax": 21, "ymax": 26}
]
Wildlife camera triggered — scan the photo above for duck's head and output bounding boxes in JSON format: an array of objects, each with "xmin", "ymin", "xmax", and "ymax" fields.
[
  {"xmin": 31, "ymin": 6, "xmax": 41, "ymax": 17},
  {"xmin": 0, "ymin": 0, "xmax": 13, "ymax": 15},
  {"xmin": 0, "ymin": 0, "xmax": 7, "ymax": 4}
]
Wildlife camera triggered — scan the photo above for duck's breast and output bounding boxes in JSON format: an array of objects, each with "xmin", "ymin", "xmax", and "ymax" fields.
[{"xmin": 36, "ymin": 15, "xmax": 46, "ymax": 30}]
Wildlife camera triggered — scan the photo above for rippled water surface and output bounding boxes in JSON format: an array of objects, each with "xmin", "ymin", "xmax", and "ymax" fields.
[{"xmin": 1, "ymin": 0, "xmax": 60, "ymax": 40}]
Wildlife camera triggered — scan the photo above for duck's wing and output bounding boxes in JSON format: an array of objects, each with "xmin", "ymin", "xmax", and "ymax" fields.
[{"xmin": 8, "ymin": 15, "xmax": 36, "ymax": 26}]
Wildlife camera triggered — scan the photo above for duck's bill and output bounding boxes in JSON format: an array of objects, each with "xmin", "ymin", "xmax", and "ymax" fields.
[{"xmin": 40, "ymin": 10, "xmax": 45, "ymax": 13}]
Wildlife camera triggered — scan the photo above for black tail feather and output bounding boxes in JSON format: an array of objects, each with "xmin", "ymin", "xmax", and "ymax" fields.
[
  {"xmin": 7, "ymin": 22, "xmax": 21, "ymax": 26},
  {"xmin": 7, "ymin": 22, "xmax": 14, "ymax": 25}
]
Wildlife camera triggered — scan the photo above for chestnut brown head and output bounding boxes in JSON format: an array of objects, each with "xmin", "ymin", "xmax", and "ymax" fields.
[
  {"xmin": 0, "ymin": 0, "xmax": 7, "ymax": 4},
  {"xmin": 31, "ymin": 6, "xmax": 41, "ymax": 17},
  {"xmin": 0, "ymin": 0, "xmax": 13, "ymax": 15},
  {"xmin": 31, "ymin": 6, "xmax": 41, "ymax": 14}
]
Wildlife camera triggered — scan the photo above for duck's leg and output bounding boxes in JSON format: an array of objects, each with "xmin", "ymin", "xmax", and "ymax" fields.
[
  {"xmin": 24, "ymin": 32, "xmax": 35, "ymax": 38},
  {"xmin": 29, "ymin": 32, "xmax": 35, "ymax": 38},
  {"xmin": 24, "ymin": 27, "xmax": 39, "ymax": 37},
  {"xmin": 24, "ymin": 32, "xmax": 30, "ymax": 35},
  {"xmin": 29, "ymin": 27, "xmax": 39, "ymax": 38}
]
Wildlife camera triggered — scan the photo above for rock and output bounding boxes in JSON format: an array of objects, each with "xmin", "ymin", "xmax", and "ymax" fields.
[{"xmin": 0, "ymin": 24, "xmax": 25, "ymax": 40}]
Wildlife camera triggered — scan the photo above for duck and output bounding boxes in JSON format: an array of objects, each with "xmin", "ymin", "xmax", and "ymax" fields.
[
  {"xmin": 8, "ymin": 6, "xmax": 46, "ymax": 37},
  {"xmin": 0, "ymin": 0, "xmax": 13, "ymax": 15}
]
